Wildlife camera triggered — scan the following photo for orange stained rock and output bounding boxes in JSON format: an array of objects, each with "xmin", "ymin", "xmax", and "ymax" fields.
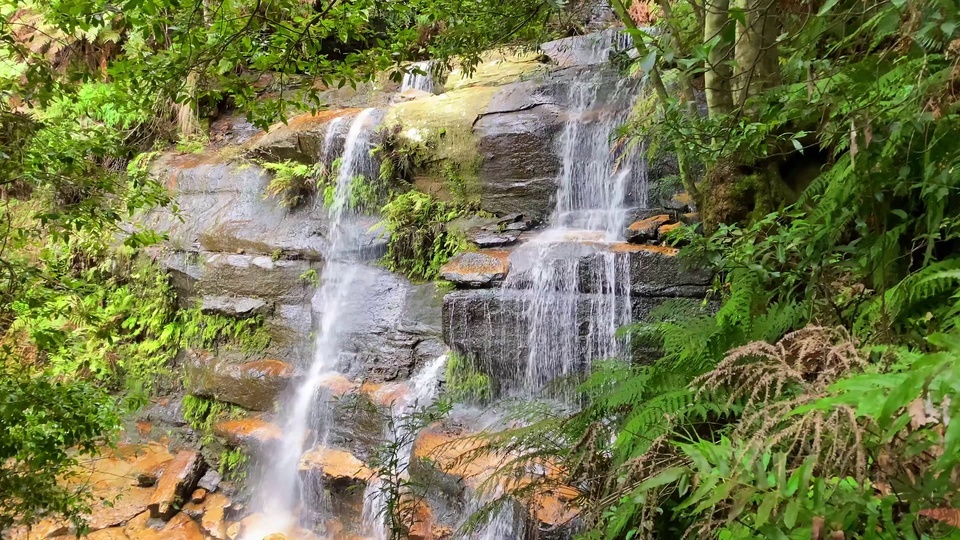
[
  {"xmin": 360, "ymin": 380, "xmax": 410, "ymax": 407},
  {"xmin": 185, "ymin": 491, "xmax": 231, "ymax": 539},
  {"xmin": 84, "ymin": 528, "xmax": 130, "ymax": 540},
  {"xmin": 439, "ymin": 249, "xmax": 510, "ymax": 278},
  {"xmin": 627, "ymin": 214, "xmax": 671, "ymax": 232},
  {"xmin": 86, "ymin": 487, "xmax": 155, "ymax": 530},
  {"xmin": 316, "ymin": 372, "xmax": 359, "ymax": 396},
  {"xmin": 148, "ymin": 512, "xmax": 205, "ymax": 540},
  {"xmin": 239, "ymin": 359, "xmax": 295, "ymax": 378},
  {"xmin": 299, "ymin": 446, "xmax": 373, "ymax": 483},
  {"xmin": 610, "ymin": 242, "xmax": 679, "ymax": 256},
  {"xmin": 148, "ymin": 450, "xmax": 202, "ymax": 518},
  {"xmin": 214, "ymin": 418, "xmax": 283, "ymax": 447},
  {"xmin": 122, "ymin": 511, "xmax": 152, "ymax": 537},
  {"xmin": 671, "ymin": 191, "xmax": 694, "ymax": 208},
  {"xmin": 413, "ymin": 430, "xmax": 499, "ymax": 489},
  {"xmin": 282, "ymin": 108, "xmax": 363, "ymax": 130},
  {"xmin": 658, "ymin": 222, "xmax": 682, "ymax": 235}
]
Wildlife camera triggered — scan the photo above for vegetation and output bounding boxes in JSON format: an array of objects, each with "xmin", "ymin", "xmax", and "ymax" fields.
[
  {"xmin": 378, "ymin": 190, "xmax": 468, "ymax": 281},
  {"xmin": 5, "ymin": 0, "xmax": 960, "ymax": 537},
  {"xmin": 458, "ymin": 2, "xmax": 960, "ymax": 540}
]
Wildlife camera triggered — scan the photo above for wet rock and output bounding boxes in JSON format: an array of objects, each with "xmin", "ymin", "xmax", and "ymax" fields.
[
  {"xmin": 181, "ymin": 491, "xmax": 231, "ymax": 539},
  {"xmin": 626, "ymin": 214, "xmax": 671, "ymax": 243},
  {"xmin": 474, "ymin": 80, "xmax": 563, "ymax": 222},
  {"xmin": 665, "ymin": 191, "xmax": 695, "ymax": 212},
  {"xmin": 540, "ymin": 29, "xmax": 632, "ymax": 68},
  {"xmin": 190, "ymin": 489, "xmax": 207, "ymax": 504},
  {"xmin": 139, "ymin": 512, "xmax": 205, "ymax": 540},
  {"xmin": 196, "ymin": 253, "xmax": 313, "ymax": 304},
  {"xmin": 148, "ymin": 450, "xmax": 206, "ymax": 519},
  {"xmin": 213, "ymin": 418, "xmax": 282, "ymax": 448},
  {"xmin": 621, "ymin": 244, "xmax": 712, "ymax": 297},
  {"xmin": 471, "ymin": 230, "xmax": 522, "ymax": 248},
  {"xmin": 439, "ymin": 251, "xmax": 510, "ymax": 287},
  {"xmin": 411, "ymin": 424, "xmax": 578, "ymax": 535},
  {"xmin": 250, "ymin": 109, "xmax": 362, "ymax": 163},
  {"xmin": 197, "ymin": 469, "xmax": 222, "ymax": 493},
  {"xmin": 144, "ymin": 155, "xmax": 327, "ymax": 259},
  {"xmin": 185, "ymin": 351, "xmax": 294, "ymax": 411},
  {"xmin": 298, "ymin": 446, "xmax": 373, "ymax": 487},
  {"xmin": 325, "ymin": 265, "xmax": 444, "ymax": 382},
  {"xmin": 200, "ymin": 295, "xmax": 269, "ymax": 317}
]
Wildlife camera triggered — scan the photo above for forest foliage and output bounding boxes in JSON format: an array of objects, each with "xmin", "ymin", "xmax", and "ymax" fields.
[{"xmin": 3, "ymin": 0, "xmax": 960, "ymax": 537}]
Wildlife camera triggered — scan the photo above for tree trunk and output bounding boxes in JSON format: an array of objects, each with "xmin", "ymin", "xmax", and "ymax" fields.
[
  {"xmin": 733, "ymin": 0, "xmax": 780, "ymax": 108},
  {"xmin": 704, "ymin": 0, "xmax": 734, "ymax": 117}
]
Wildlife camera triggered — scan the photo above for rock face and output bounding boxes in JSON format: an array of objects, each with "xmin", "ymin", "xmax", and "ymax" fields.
[
  {"xmin": 213, "ymin": 417, "xmax": 283, "ymax": 448},
  {"xmin": 185, "ymin": 351, "xmax": 294, "ymax": 411},
  {"xmin": 442, "ymin": 239, "xmax": 712, "ymax": 387}
]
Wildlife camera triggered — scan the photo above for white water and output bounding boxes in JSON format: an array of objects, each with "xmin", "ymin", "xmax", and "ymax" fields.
[
  {"xmin": 400, "ymin": 61, "xmax": 437, "ymax": 94},
  {"xmin": 244, "ymin": 107, "xmax": 381, "ymax": 539},
  {"xmin": 498, "ymin": 74, "xmax": 644, "ymax": 396},
  {"xmin": 361, "ymin": 353, "xmax": 449, "ymax": 540}
]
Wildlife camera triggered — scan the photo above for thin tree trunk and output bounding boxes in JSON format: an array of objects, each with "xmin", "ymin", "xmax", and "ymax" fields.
[
  {"xmin": 703, "ymin": 0, "xmax": 734, "ymax": 117},
  {"xmin": 609, "ymin": 0, "xmax": 700, "ymax": 199},
  {"xmin": 654, "ymin": 0, "xmax": 698, "ymax": 115},
  {"xmin": 733, "ymin": 0, "xmax": 780, "ymax": 108}
]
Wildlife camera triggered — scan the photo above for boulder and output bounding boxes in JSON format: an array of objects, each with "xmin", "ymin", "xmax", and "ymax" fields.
[
  {"xmin": 181, "ymin": 491, "xmax": 231, "ymax": 539},
  {"xmin": 298, "ymin": 446, "xmax": 373, "ymax": 487},
  {"xmin": 185, "ymin": 352, "xmax": 294, "ymax": 411},
  {"xmin": 439, "ymin": 251, "xmax": 510, "ymax": 288},
  {"xmin": 249, "ymin": 109, "xmax": 363, "ymax": 163},
  {"xmin": 626, "ymin": 214, "xmax": 671, "ymax": 244},
  {"xmin": 148, "ymin": 450, "xmax": 206, "ymax": 519}
]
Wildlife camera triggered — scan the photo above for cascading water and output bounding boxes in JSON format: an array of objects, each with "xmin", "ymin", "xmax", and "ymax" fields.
[
  {"xmin": 400, "ymin": 61, "xmax": 438, "ymax": 94},
  {"xmin": 498, "ymin": 73, "xmax": 645, "ymax": 396},
  {"xmin": 244, "ymin": 107, "xmax": 382, "ymax": 539},
  {"xmin": 361, "ymin": 353, "xmax": 449, "ymax": 540}
]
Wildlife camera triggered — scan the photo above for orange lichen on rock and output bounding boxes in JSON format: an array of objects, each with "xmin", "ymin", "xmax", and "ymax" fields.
[
  {"xmin": 610, "ymin": 242, "xmax": 679, "ymax": 256},
  {"xmin": 214, "ymin": 418, "xmax": 283, "ymax": 448},
  {"xmin": 299, "ymin": 446, "xmax": 373, "ymax": 483}
]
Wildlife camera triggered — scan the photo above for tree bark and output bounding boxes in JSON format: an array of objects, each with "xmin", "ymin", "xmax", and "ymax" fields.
[
  {"xmin": 733, "ymin": 0, "xmax": 780, "ymax": 108},
  {"xmin": 703, "ymin": 0, "xmax": 734, "ymax": 117},
  {"xmin": 608, "ymin": 0, "xmax": 700, "ymax": 199}
]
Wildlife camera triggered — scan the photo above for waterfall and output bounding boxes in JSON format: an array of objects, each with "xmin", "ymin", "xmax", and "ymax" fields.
[
  {"xmin": 361, "ymin": 353, "xmax": 449, "ymax": 540},
  {"xmin": 499, "ymin": 74, "xmax": 644, "ymax": 396},
  {"xmin": 400, "ymin": 61, "xmax": 437, "ymax": 94},
  {"xmin": 243, "ymin": 107, "xmax": 382, "ymax": 539}
]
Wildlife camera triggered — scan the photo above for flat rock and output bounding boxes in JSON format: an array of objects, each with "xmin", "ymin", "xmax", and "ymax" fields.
[
  {"xmin": 185, "ymin": 351, "xmax": 294, "ymax": 411},
  {"xmin": 470, "ymin": 230, "xmax": 521, "ymax": 248},
  {"xmin": 213, "ymin": 418, "xmax": 282, "ymax": 448},
  {"xmin": 148, "ymin": 450, "xmax": 206, "ymax": 519},
  {"xmin": 626, "ymin": 214, "xmax": 671, "ymax": 243},
  {"xmin": 298, "ymin": 446, "xmax": 373, "ymax": 487},
  {"xmin": 439, "ymin": 251, "xmax": 510, "ymax": 287},
  {"xmin": 200, "ymin": 295, "xmax": 269, "ymax": 317}
]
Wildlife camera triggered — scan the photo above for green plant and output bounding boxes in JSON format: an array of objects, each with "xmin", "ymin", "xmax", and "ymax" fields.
[
  {"xmin": 261, "ymin": 160, "xmax": 326, "ymax": 209},
  {"xmin": 444, "ymin": 352, "xmax": 492, "ymax": 402},
  {"xmin": 378, "ymin": 191, "xmax": 468, "ymax": 281},
  {"xmin": 218, "ymin": 447, "xmax": 249, "ymax": 483},
  {"xmin": 175, "ymin": 133, "xmax": 208, "ymax": 154},
  {"xmin": 299, "ymin": 269, "xmax": 320, "ymax": 287}
]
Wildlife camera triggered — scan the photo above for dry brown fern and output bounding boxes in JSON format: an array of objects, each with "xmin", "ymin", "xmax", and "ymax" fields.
[{"xmin": 694, "ymin": 326, "xmax": 869, "ymax": 480}]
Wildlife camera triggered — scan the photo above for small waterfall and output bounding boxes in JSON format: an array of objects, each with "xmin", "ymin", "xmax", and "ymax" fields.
[
  {"xmin": 400, "ymin": 61, "xmax": 438, "ymax": 94},
  {"xmin": 244, "ymin": 107, "xmax": 382, "ymax": 539},
  {"xmin": 497, "ymin": 74, "xmax": 644, "ymax": 397},
  {"xmin": 361, "ymin": 353, "xmax": 449, "ymax": 540}
]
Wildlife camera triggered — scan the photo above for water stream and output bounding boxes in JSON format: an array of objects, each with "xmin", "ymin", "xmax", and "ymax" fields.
[
  {"xmin": 499, "ymin": 74, "xmax": 644, "ymax": 396},
  {"xmin": 400, "ymin": 61, "xmax": 438, "ymax": 94},
  {"xmin": 244, "ymin": 107, "xmax": 382, "ymax": 538}
]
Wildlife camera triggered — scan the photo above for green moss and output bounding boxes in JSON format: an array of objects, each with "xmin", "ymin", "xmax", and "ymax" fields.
[
  {"xmin": 378, "ymin": 191, "xmax": 469, "ymax": 282},
  {"xmin": 182, "ymin": 395, "xmax": 245, "ymax": 445},
  {"xmin": 181, "ymin": 307, "xmax": 271, "ymax": 354},
  {"xmin": 444, "ymin": 352, "xmax": 491, "ymax": 402}
]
